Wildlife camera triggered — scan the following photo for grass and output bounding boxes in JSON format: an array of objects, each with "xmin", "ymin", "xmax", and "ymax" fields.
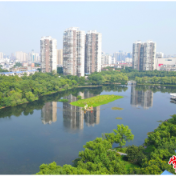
[
  {"xmin": 70, "ymin": 95, "xmax": 123, "ymax": 107},
  {"xmin": 111, "ymin": 107, "xmax": 123, "ymax": 110},
  {"xmin": 116, "ymin": 117, "xmax": 123, "ymax": 119}
]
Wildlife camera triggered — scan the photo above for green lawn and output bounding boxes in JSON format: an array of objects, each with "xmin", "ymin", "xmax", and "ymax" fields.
[{"xmin": 70, "ymin": 95, "xmax": 123, "ymax": 107}]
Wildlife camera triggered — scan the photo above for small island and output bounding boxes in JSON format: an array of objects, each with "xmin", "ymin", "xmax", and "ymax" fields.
[{"xmin": 70, "ymin": 95, "xmax": 123, "ymax": 108}]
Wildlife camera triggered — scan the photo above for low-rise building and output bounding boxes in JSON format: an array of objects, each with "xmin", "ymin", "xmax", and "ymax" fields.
[{"xmin": 156, "ymin": 58, "xmax": 176, "ymax": 71}]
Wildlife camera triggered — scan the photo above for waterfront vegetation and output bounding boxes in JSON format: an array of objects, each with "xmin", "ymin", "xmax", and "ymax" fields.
[
  {"xmin": 70, "ymin": 95, "xmax": 123, "ymax": 107},
  {"xmin": 2, "ymin": 67, "xmax": 176, "ymax": 109},
  {"xmin": 37, "ymin": 115, "xmax": 176, "ymax": 175},
  {"xmin": 0, "ymin": 71, "xmax": 128, "ymax": 109},
  {"xmin": 135, "ymin": 76, "xmax": 176, "ymax": 85}
]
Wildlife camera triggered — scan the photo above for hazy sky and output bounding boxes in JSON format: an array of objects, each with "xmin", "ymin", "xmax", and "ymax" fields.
[{"xmin": 0, "ymin": 2, "xmax": 176, "ymax": 55}]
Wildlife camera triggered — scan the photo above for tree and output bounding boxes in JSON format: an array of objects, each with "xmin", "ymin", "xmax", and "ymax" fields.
[
  {"xmin": 126, "ymin": 145, "xmax": 146, "ymax": 166},
  {"xmin": 113, "ymin": 124, "xmax": 134, "ymax": 147}
]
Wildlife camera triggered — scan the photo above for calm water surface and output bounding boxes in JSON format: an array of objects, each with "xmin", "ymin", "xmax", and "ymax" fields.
[{"xmin": 0, "ymin": 85, "xmax": 176, "ymax": 174}]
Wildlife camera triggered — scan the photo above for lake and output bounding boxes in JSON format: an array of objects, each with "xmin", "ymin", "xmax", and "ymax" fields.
[{"xmin": 0, "ymin": 84, "xmax": 176, "ymax": 174}]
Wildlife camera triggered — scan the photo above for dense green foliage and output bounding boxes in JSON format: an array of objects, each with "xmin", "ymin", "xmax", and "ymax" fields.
[
  {"xmin": 0, "ymin": 70, "xmax": 129, "ymax": 109},
  {"xmin": 0, "ymin": 72, "xmax": 80, "ymax": 108},
  {"xmin": 135, "ymin": 76, "xmax": 176, "ymax": 85},
  {"xmin": 88, "ymin": 71, "xmax": 128, "ymax": 85},
  {"xmin": 70, "ymin": 95, "xmax": 123, "ymax": 107},
  {"xmin": 36, "ymin": 115, "xmax": 176, "ymax": 175}
]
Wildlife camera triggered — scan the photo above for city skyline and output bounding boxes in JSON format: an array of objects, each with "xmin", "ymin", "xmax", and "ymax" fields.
[{"xmin": 0, "ymin": 2, "xmax": 176, "ymax": 55}]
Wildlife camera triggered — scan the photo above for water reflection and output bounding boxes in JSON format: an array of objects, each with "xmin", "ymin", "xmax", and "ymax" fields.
[
  {"xmin": 41, "ymin": 102, "xmax": 57, "ymax": 124},
  {"xmin": 131, "ymin": 85, "xmax": 153, "ymax": 109},
  {"xmin": 63, "ymin": 90, "xmax": 100, "ymax": 132}
]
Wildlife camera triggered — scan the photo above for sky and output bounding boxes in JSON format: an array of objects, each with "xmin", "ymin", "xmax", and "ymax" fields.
[{"xmin": 0, "ymin": 1, "xmax": 176, "ymax": 56}]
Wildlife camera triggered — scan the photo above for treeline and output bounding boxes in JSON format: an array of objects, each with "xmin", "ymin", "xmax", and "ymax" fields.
[
  {"xmin": 0, "ymin": 86, "xmax": 127, "ymax": 119},
  {"xmin": 0, "ymin": 72, "xmax": 82, "ymax": 108},
  {"xmin": 135, "ymin": 76, "xmax": 176, "ymax": 85},
  {"xmin": 0, "ymin": 71, "xmax": 128, "ymax": 109},
  {"xmin": 88, "ymin": 71, "xmax": 128, "ymax": 85},
  {"xmin": 121, "ymin": 68, "xmax": 176, "ymax": 78},
  {"xmin": 36, "ymin": 115, "xmax": 176, "ymax": 175}
]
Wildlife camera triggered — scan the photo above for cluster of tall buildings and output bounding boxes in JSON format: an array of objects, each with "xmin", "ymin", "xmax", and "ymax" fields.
[
  {"xmin": 40, "ymin": 27, "xmax": 102, "ymax": 76},
  {"xmin": 113, "ymin": 51, "xmax": 132, "ymax": 62},
  {"xmin": 15, "ymin": 51, "xmax": 40, "ymax": 63},
  {"xmin": 63, "ymin": 27, "xmax": 102, "ymax": 76},
  {"xmin": 132, "ymin": 40, "xmax": 156, "ymax": 71}
]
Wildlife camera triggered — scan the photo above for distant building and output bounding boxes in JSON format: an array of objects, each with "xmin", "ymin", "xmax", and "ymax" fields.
[
  {"xmin": 40, "ymin": 36, "xmax": 57, "ymax": 73},
  {"xmin": 156, "ymin": 52, "xmax": 164, "ymax": 58},
  {"xmin": 0, "ymin": 52, "xmax": 3, "ymax": 60},
  {"xmin": 101, "ymin": 53, "xmax": 112, "ymax": 65},
  {"xmin": 30, "ymin": 51, "xmax": 40, "ymax": 63},
  {"xmin": 15, "ymin": 51, "xmax": 28, "ymax": 62},
  {"xmin": 63, "ymin": 27, "xmax": 85, "ymax": 77},
  {"xmin": 156, "ymin": 57, "xmax": 176, "ymax": 71},
  {"xmin": 125, "ymin": 57, "xmax": 132, "ymax": 63},
  {"xmin": 57, "ymin": 49, "xmax": 63, "ymax": 65},
  {"xmin": 85, "ymin": 30, "xmax": 102, "ymax": 74},
  {"xmin": 132, "ymin": 40, "xmax": 156, "ymax": 71}
]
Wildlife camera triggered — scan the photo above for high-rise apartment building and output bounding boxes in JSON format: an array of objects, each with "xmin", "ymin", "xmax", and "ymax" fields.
[
  {"xmin": 0, "ymin": 52, "xmax": 3, "ymax": 60},
  {"xmin": 57, "ymin": 49, "xmax": 63, "ymax": 65},
  {"xmin": 40, "ymin": 36, "xmax": 57, "ymax": 73},
  {"xmin": 132, "ymin": 40, "xmax": 156, "ymax": 71},
  {"xmin": 15, "ymin": 51, "xmax": 28, "ymax": 62},
  {"xmin": 30, "ymin": 50, "xmax": 40, "ymax": 63},
  {"xmin": 101, "ymin": 53, "xmax": 112, "ymax": 65},
  {"xmin": 63, "ymin": 27, "xmax": 85, "ymax": 77},
  {"xmin": 85, "ymin": 30, "xmax": 102, "ymax": 74}
]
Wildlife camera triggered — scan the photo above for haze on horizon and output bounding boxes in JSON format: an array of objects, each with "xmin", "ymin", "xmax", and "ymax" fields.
[{"xmin": 0, "ymin": 1, "xmax": 175, "ymax": 55}]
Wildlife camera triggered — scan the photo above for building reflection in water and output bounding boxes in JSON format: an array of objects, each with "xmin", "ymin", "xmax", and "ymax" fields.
[
  {"xmin": 131, "ymin": 85, "xmax": 153, "ymax": 109},
  {"xmin": 63, "ymin": 90, "xmax": 100, "ymax": 132},
  {"xmin": 41, "ymin": 102, "xmax": 57, "ymax": 124}
]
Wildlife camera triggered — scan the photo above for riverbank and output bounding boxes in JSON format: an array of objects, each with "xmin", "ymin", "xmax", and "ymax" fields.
[
  {"xmin": 0, "ymin": 83, "xmax": 125, "ymax": 110},
  {"xmin": 137, "ymin": 83, "xmax": 176, "ymax": 87}
]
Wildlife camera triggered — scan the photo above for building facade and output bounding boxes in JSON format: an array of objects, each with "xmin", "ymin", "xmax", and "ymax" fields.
[
  {"xmin": 85, "ymin": 30, "xmax": 102, "ymax": 74},
  {"xmin": 0, "ymin": 52, "xmax": 3, "ymax": 60},
  {"xmin": 15, "ymin": 51, "xmax": 28, "ymax": 62},
  {"xmin": 63, "ymin": 27, "xmax": 85, "ymax": 77},
  {"xmin": 132, "ymin": 40, "xmax": 156, "ymax": 71},
  {"xmin": 57, "ymin": 49, "xmax": 63, "ymax": 65},
  {"xmin": 40, "ymin": 36, "xmax": 57, "ymax": 73}
]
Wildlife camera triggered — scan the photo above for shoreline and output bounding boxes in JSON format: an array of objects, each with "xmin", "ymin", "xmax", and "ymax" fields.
[{"xmin": 0, "ymin": 83, "xmax": 125, "ymax": 110}]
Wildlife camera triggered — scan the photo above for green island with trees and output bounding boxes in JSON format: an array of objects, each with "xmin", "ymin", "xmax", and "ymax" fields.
[
  {"xmin": 70, "ymin": 95, "xmax": 123, "ymax": 107},
  {"xmin": 36, "ymin": 114, "xmax": 176, "ymax": 175}
]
